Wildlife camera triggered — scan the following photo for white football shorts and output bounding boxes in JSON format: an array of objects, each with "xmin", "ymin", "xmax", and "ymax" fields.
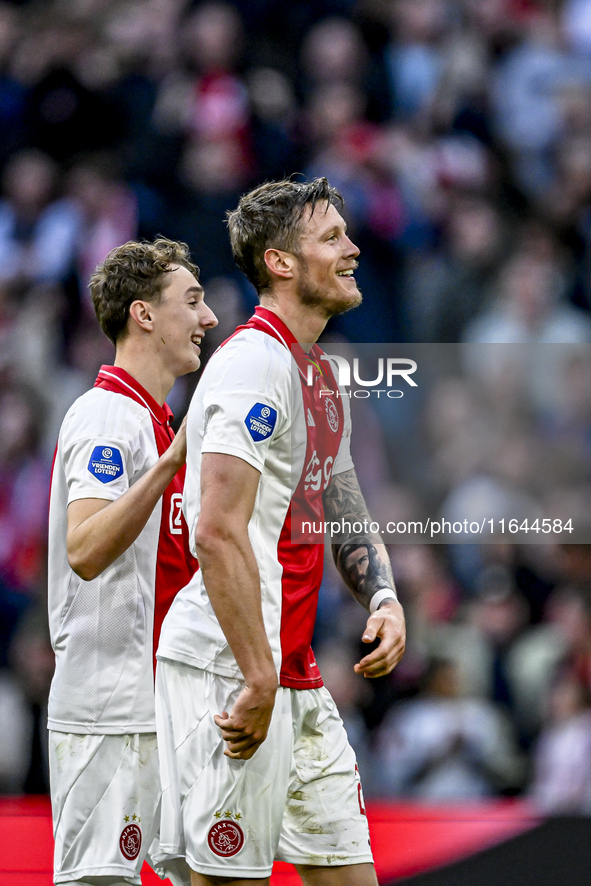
[
  {"xmin": 155, "ymin": 659, "xmax": 373, "ymax": 880},
  {"xmin": 49, "ymin": 732, "xmax": 160, "ymax": 884}
]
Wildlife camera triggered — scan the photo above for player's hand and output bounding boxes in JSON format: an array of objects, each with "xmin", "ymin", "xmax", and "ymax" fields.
[
  {"xmin": 354, "ymin": 599, "xmax": 406, "ymax": 678},
  {"xmin": 214, "ymin": 682, "xmax": 277, "ymax": 760},
  {"xmin": 165, "ymin": 415, "xmax": 188, "ymax": 470}
]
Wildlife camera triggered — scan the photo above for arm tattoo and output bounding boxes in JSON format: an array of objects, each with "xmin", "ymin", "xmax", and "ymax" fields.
[{"xmin": 323, "ymin": 468, "xmax": 397, "ymax": 611}]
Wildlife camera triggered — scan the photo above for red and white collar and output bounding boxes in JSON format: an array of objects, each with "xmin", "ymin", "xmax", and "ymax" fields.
[{"xmin": 94, "ymin": 366, "xmax": 173, "ymax": 427}]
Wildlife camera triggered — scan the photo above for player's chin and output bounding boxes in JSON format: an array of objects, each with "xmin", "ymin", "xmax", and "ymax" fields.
[
  {"xmin": 328, "ymin": 290, "xmax": 363, "ymax": 318},
  {"xmin": 183, "ymin": 352, "xmax": 202, "ymax": 373}
]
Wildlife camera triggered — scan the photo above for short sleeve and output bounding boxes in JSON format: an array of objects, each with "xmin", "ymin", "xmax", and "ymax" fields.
[
  {"xmin": 62, "ymin": 436, "xmax": 132, "ymax": 503},
  {"xmin": 58, "ymin": 393, "xmax": 140, "ymax": 504},
  {"xmin": 196, "ymin": 336, "xmax": 290, "ymax": 473}
]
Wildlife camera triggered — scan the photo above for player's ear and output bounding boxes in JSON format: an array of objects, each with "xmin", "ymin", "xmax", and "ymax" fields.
[
  {"xmin": 264, "ymin": 248, "xmax": 295, "ymax": 281},
  {"xmin": 128, "ymin": 300, "xmax": 154, "ymax": 332}
]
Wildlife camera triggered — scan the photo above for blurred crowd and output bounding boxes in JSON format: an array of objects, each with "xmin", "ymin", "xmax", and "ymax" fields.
[{"xmin": 1, "ymin": 0, "xmax": 591, "ymax": 815}]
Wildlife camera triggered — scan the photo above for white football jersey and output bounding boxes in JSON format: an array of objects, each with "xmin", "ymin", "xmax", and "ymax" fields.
[
  {"xmin": 48, "ymin": 366, "xmax": 194, "ymax": 734},
  {"xmin": 157, "ymin": 308, "xmax": 353, "ymax": 687}
]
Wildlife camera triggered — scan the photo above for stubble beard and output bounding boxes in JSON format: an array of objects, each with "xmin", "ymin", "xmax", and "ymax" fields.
[{"xmin": 296, "ymin": 271, "xmax": 363, "ymax": 319}]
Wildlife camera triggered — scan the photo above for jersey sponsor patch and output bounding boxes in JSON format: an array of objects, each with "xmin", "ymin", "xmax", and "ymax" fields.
[
  {"xmin": 88, "ymin": 445, "xmax": 124, "ymax": 483},
  {"xmin": 245, "ymin": 402, "xmax": 277, "ymax": 442},
  {"xmin": 120, "ymin": 823, "xmax": 142, "ymax": 860},
  {"xmin": 208, "ymin": 819, "xmax": 245, "ymax": 857}
]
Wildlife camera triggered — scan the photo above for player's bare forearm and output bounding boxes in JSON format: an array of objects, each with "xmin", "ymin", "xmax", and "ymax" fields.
[
  {"xmin": 67, "ymin": 419, "xmax": 188, "ymax": 581},
  {"xmin": 195, "ymin": 526, "xmax": 277, "ymax": 694},
  {"xmin": 197, "ymin": 535, "xmax": 277, "ymax": 758},
  {"xmin": 197, "ymin": 452, "xmax": 278, "ymax": 757},
  {"xmin": 324, "ymin": 468, "xmax": 406, "ymax": 677},
  {"xmin": 324, "ymin": 468, "xmax": 396, "ymax": 609}
]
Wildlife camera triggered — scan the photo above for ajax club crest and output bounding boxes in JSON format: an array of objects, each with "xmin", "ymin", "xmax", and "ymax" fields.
[
  {"xmin": 119, "ymin": 823, "xmax": 142, "ymax": 860},
  {"xmin": 324, "ymin": 396, "xmax": 339, "ymax": 433},
  {"xmin": 208, "ymin": 811, "xmax": 245, "ymax": 857}
]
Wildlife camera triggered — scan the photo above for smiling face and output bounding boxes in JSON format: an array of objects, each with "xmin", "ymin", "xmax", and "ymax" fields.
[
  {"xmin": 292, "ymin": 201, "xmax": 362, "ymax": 319},
  {"xmin": 150, "ymin": 264, "xmax": 218, "ymax": 378}
]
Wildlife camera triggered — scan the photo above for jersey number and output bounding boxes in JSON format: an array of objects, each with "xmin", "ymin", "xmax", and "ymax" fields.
[{"xmin": 169, "ymin": 493, "xmax": 183, "ymax": 535}]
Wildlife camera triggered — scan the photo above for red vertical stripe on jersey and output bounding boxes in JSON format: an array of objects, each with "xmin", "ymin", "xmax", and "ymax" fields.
[
  {"xmin": 232, "ymin": 311, "xmax": 345, "ymax": 689},
  {"xmin": 277, "ymin": 348, "xmax": 344, "ymax": 688},
  {"xmin": 151, "ymin": 439, "xmax": 196, "ymax": 673}
]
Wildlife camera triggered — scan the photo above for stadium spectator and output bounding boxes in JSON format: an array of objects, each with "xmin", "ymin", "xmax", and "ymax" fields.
[
  {"xmin": 529, "ymin": 670, "xmax": 591, "ymax": 813},
  {"xmin": 373, "ymin": 655, "xmax": 524, "ymax": 800},
  {"xmin": 0, "ymin": 149, "xmax": 78, "ymax": 295},
  {"xmin": 463, "ymin": 247, "xmax": 591, "ymax": 343}
]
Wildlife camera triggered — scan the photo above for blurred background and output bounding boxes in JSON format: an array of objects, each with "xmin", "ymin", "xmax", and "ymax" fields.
[{"xmin": 1, "ymin": 0, "xmax": 591, "ymax": 826}]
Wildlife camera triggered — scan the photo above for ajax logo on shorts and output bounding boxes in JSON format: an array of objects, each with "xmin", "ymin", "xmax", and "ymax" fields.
[
  {"xmin": 245, "ymin": 402, "xmax": 277, "ymax": 442},
  {"xmin": 88, "ymin": 445, "xmax": 123, "ymax": 483},
  {"xmin": 208, "ymin": 811, "xmax": 245, "ymax": 857},
  {"xmin": 119, "ymin": 823, "xmax": 142, "ymax": 860}
]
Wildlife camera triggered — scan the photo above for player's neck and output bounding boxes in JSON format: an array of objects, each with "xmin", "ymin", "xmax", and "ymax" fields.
[
  {"xmin": 259, "ymin": 294, "xmax": 328, "ymax": 351},
  {"xmin": 113, "ymin": 342, "xmax": 174, "ymax": 406}
]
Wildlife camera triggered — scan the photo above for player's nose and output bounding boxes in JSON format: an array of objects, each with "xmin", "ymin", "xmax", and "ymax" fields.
[
  {"xmin": 343, "ymin": 233, "xmax": 360, "ymax": 260},
  {"xmin": 200, "ymin": 302, "xmax": 219, "ymax": 330}
]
